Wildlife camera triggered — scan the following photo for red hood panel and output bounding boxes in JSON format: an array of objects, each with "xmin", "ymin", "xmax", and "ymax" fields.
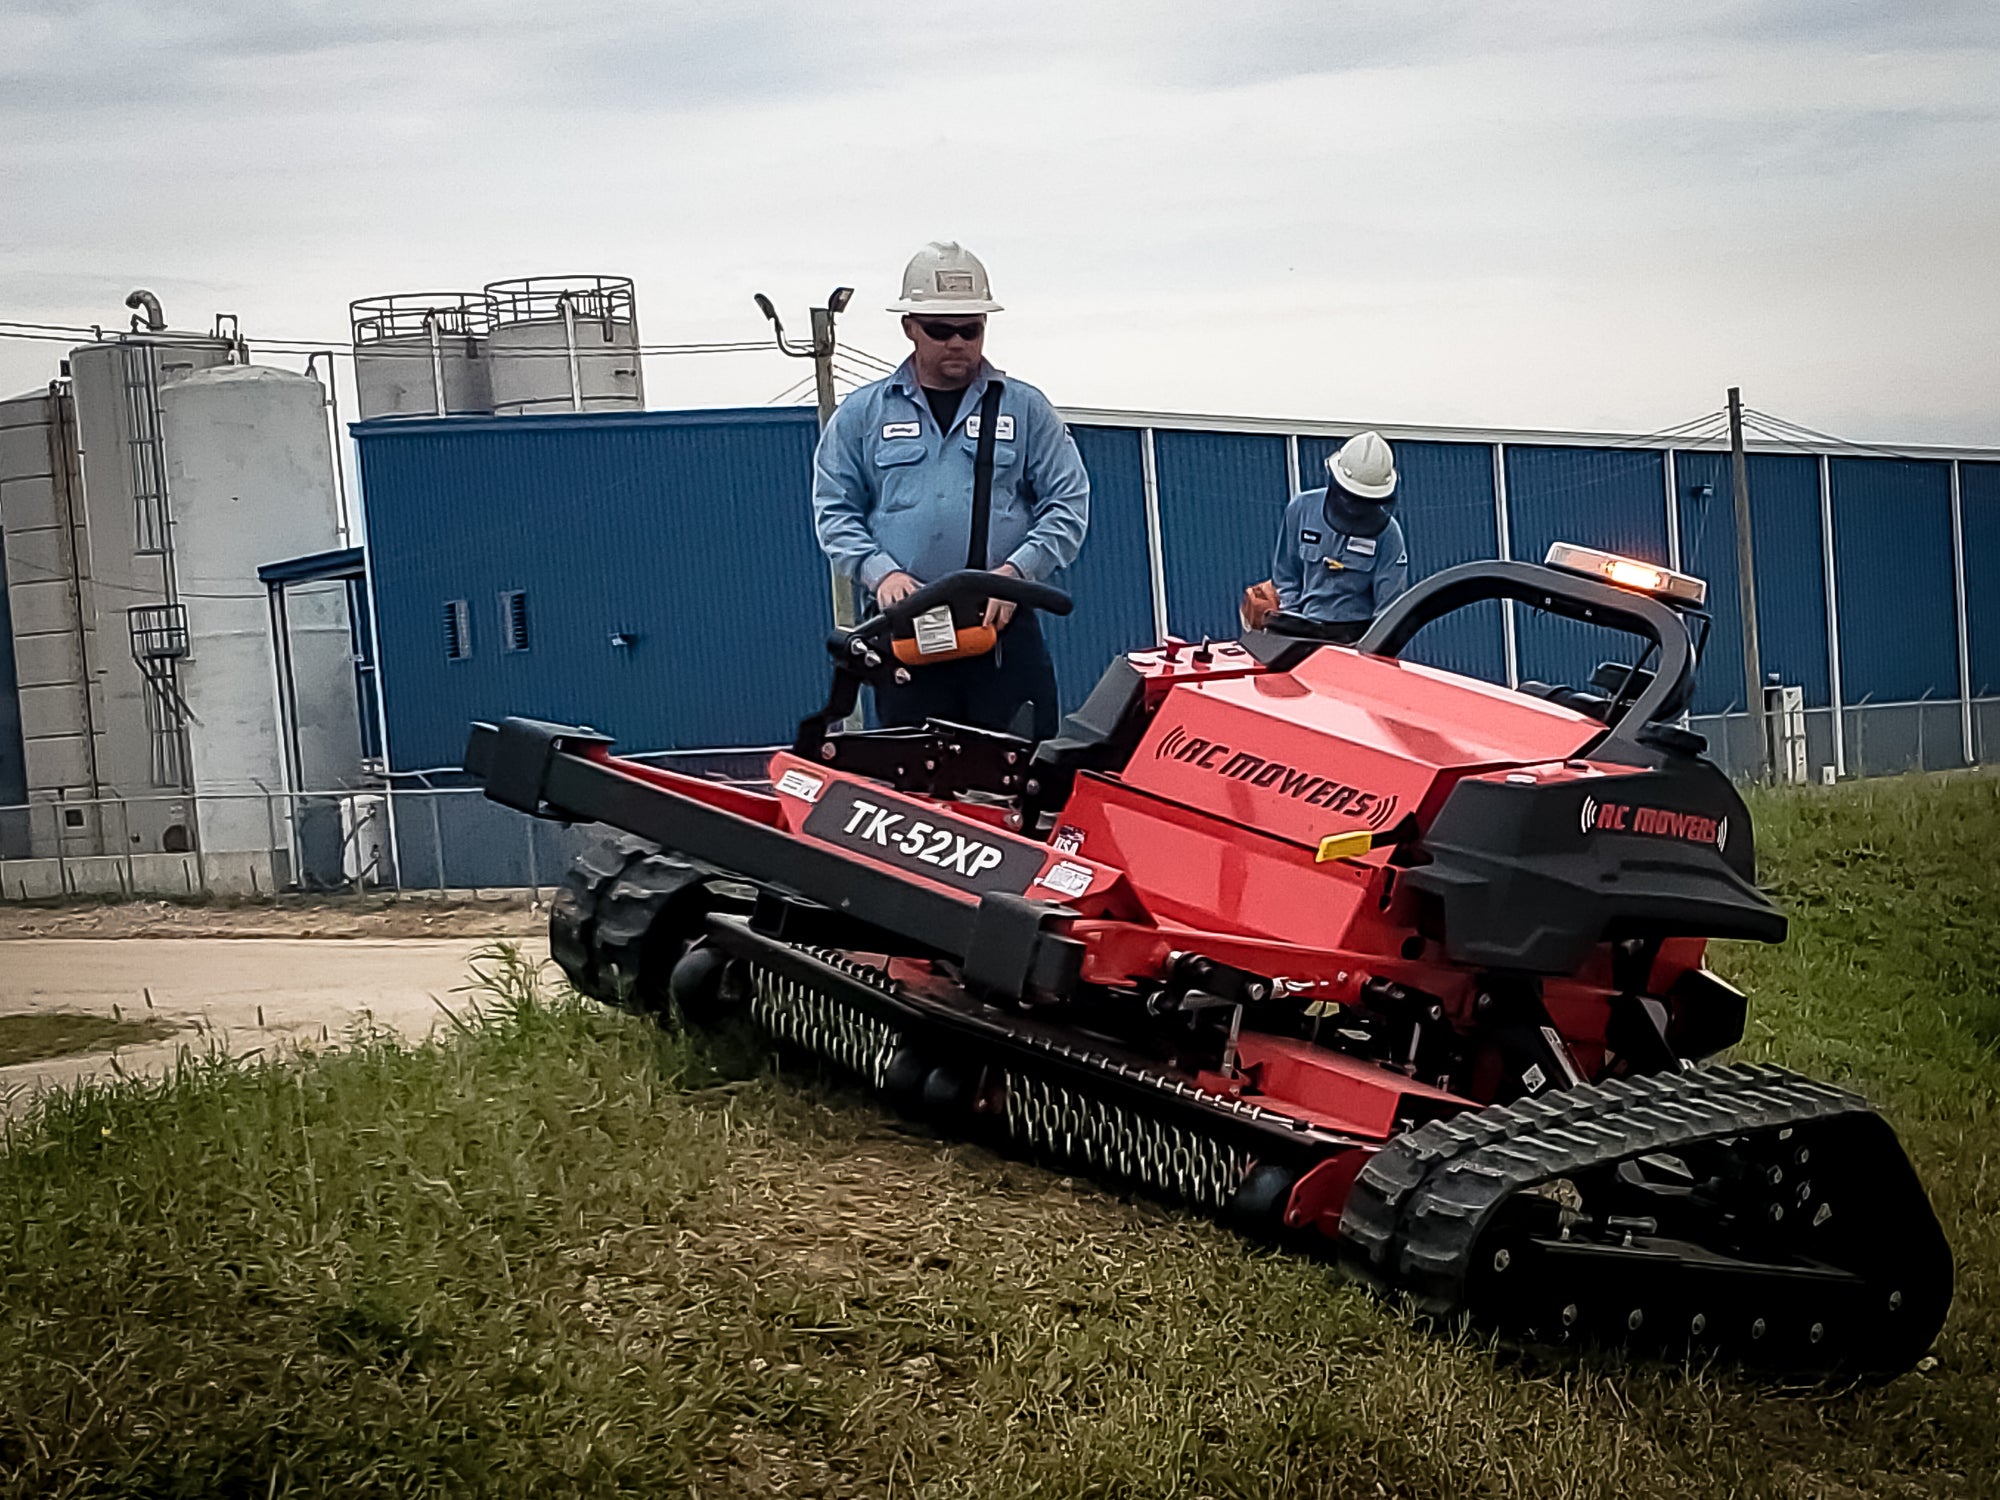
[{"xmin": 1123, "ymin": 647, "xmax": 1601, "ymax": 848}]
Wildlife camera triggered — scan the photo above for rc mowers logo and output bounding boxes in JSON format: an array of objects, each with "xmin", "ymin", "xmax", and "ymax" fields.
[
  {"xmin": 1580, "ymin": 795, "xmax": 1728, "ymax": 851},
  {"xmin": 1154, "ymin": 725, "xmax": 1398, "ymax": 830}
]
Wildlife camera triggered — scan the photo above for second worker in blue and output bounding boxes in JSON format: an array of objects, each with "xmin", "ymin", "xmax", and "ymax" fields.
[{"xmin": 1269, "ymin": 430, "xmax": 1410, "ymax": 644}]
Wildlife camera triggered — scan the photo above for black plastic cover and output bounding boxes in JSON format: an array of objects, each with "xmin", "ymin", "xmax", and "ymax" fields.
[{"xmin": 1403, "ymin": 756, "xmax": 1785, "ymax": 974}]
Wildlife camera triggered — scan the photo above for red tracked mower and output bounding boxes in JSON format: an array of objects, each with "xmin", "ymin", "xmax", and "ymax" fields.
[{"xmin": 465, "ymin": 551, "xmax": 1952, "ymax": 1380}]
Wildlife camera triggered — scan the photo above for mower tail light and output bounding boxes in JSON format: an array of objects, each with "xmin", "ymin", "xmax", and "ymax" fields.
[{"xmin": 1544, "ymin": 542, "xmax": 1708, "ymax": 607}]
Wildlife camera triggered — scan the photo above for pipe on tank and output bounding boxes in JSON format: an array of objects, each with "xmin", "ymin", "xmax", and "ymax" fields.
[{"xmin": 125, "ymin": 289, "xmax": 167, "ymax": 332}]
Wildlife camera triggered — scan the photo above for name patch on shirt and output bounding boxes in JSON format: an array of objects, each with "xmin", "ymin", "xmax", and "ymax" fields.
[
  {"xmin": 1301, "ymin": 529, "xmax": 1321, "ymax": 544},
  {"xmin": 1346, "ymin": 536, "xmax": 1378, "ymax": 556},
  {"xmin": 964, "ymin": 414, "xmax": 1014, "ymax": 440},
  {"xmin": 881, "ymin": 421, "xmax": 922, "ymax": 440}
]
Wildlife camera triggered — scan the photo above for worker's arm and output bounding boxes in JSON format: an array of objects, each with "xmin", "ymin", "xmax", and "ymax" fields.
[
  {"xmin": 812, "ymin": 399, "xmax": 904, "ymax": 591},
  {"xmin": 1373, "ymin": 519, "xmax": 1410, "ymax": 614},
  {"xmin": 1002, "ymin": 392, "xmax": 1091, "ymax": 583},
  {"xmin": 1272, "ymin": 495, "xmax": 1306, "ymax": 612}
]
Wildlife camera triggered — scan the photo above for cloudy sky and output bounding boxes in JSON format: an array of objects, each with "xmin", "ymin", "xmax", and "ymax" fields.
[{"xmin": 2, "ymin": 1, "xmax": 1996, "ymax": 443}]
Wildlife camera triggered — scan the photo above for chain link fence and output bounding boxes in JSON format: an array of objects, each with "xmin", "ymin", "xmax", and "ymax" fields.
[
  {"xmin": 2, "ymin": 701, "xmax": 1995, "ymax": 901},
  {"xmin": 0, "ymin": 786, "xmax": 596, "ymax": 902},
  {"xmin": 1689, "ymin": 695, "xmax": 1994, "ymax": 783}
]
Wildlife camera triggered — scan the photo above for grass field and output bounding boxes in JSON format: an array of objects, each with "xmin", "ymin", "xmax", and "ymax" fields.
[{"xmin": 0, "ymin": 772, "xmax": 1996, "ymax": 1497}]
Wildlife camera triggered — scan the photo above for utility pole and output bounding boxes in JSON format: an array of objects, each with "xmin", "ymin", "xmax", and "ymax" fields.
[
  {"xmin": 1727, "ymin": 387, "xmax": 1767, "ymax": 782},
  {"xmin": 808, "ymin": 305, "xmax": 840, "ymax": 431},
  {"xmin": 756, "ymin": 287, "xmax": 857, "ymax": 626}
]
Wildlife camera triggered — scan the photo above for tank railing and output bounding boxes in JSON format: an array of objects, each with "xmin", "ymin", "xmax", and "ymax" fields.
[
  {"xmin": 349, "ymin": 293, "xmax": 493, "ymax": 345},
  {"xmin": 484, "ymin": 276, "xmax": 636, "ymax": 332}
]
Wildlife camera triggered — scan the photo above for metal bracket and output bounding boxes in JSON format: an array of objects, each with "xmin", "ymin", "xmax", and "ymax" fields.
[{"xmin": 472, "ymin": 718, "xmax": 612, "ymax": 818}]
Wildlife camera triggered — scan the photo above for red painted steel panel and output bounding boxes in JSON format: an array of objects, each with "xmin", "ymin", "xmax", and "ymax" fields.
[{"xmin": 1123, "ymin": 645, "xmax": 1600, "ymax": 854}]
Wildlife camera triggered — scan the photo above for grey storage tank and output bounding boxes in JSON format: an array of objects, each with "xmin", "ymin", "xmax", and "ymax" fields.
[
  {"xmin": 485, "ymin": 275, "xmax": 644, "ymax": 415},
  {"xmin": 349, "ymin": 293, "xmax": 494, "ymax": 418}
]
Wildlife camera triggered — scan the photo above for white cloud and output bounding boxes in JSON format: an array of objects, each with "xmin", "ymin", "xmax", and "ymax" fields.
[{"xmin": 1, "ymin": 1, "xmax": 1996, "ymax": 443}]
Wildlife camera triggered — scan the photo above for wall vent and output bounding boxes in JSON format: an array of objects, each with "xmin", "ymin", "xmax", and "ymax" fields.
[
  {"xmin": 444, "ymin": 599, "xmax": 472, "ymax": 660},
  {"xmin": 500, "ymin": 590, "xmax": 530, "ymax": 653}
]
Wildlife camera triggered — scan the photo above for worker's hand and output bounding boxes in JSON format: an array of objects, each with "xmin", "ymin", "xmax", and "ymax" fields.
[
  {"xmin": 874, "ymin": 571, "xmax": 921, "ymax": 609},
  {"xmin": 983, "ymin": 563, "xmax": 1022, "ymax": 632},
  {"xmin": 1241, "ymin": 579, "xmax": 1280, "ymax": 631}
]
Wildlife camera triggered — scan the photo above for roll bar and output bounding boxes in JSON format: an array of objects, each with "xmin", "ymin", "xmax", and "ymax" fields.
[{"xmin": 1355, "ymin": 559, "xmax": 1699, "ymax": 729}]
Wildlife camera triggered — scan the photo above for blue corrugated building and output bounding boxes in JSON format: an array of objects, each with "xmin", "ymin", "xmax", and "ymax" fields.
[{"xmin": 350, "ymin": 404, "xmax": 2000, "ymax": 817}]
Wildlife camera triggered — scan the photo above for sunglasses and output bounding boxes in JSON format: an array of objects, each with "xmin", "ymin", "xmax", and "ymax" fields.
[{"xmin": 917, "ymin": 320, "xmax": 986, "ymax": 343}]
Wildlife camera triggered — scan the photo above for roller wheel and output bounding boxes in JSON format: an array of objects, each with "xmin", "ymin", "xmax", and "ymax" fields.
[{"xmin": 549, "ymin": 835, "xmax": 729, "ymax": 1016}]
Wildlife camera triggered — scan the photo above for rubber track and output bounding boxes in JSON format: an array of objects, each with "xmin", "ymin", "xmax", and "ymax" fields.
[
  {"xmin": 549, "ymin": 835, "xmax": 712, "ymax": 1011},
  {"xmin": 1339, "ymin": 1061, "xmax": 1866, "ymax": 1311}
]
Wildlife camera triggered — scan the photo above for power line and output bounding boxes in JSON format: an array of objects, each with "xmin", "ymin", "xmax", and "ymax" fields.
[
  {"xmin": 765, "ymin": 371, "xmax": 817, "ymax": 406},
  {"xmin": 1742, "ymin": 407, "xmax": 1928, "ymax": 463},
  {"xmin": 0, "ymin": 317, "xmax": 905, "ymax": 371},
  {"xmin": 1602, "ymin": 409, "xmax": 1730, "ymax": 449},
  {"xmin": 2, "ymin": 551, "xmax": 269, "ymax": 601}
]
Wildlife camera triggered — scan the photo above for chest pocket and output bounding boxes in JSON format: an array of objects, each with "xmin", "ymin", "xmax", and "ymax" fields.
[
  {"xmin": 956, "ymin": 433, "xmax": 1021, "ymax": 471},
  {"xmin": 874, "ymin": 439, "xmax": 927, "ymax": 510}
]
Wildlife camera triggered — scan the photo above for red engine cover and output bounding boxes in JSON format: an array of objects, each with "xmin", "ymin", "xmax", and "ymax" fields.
[
  {"xmin": 1122, "ymin": 646, "xmax": 1604, "ymax": 846},
  {"xmin": 1059, "ymin": 647, "xmax": 1600, "ymax": 941}
]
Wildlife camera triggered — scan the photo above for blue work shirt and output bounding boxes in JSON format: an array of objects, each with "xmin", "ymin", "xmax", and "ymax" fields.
[
  {"xmin": 812, "ymin": 358, "xmax": 1090, "ymax": 590},
  {"xmin": 1272, "ymin": 488, "xmax": 1409, "ymax": 625}
]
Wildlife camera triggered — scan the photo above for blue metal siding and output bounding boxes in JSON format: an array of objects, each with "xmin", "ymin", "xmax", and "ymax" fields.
[
  {"xmin": 1829, "ymin": 457, "xmax": 1957, "ymax": 705},
  {"xmin": 357, "ymin": 408, "xmax": 830, "ymax": 770},
  {"xmin": 1047, "ymin": 425, "xmax": 1157, "ymax": 708},
  {"xmin": 1674, "ymin": 451, "xmax": 1829, "ymax": 713},
  {"xmin": 1504, "ymin": 446, "xmax": 1669, "ymax": 693},
  {"xmin": 1154, "ymin": 430, "xmax": 1291, "ymax": 643},
  {"xmin": 1963, "ymin": 462, "xmax": 2000, "ymax": 698},
  {"xmin": 1299, "ymin": 436, "xmax": 1506, "ymax": 682}
]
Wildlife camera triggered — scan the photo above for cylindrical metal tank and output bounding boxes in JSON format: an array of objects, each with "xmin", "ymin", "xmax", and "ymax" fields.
[
  {"xmin": 349, "ymin": 293, "xmax": 494, "ymax": 418},
  {"xmin": 485, "ymin": 275, "xmax": 644, "ymax": 415},
  {"xmin": 66, "ymin": 325, "xmax": 240, "ymax": 854},
  {"xmin": 159, "ymin": 366, "xmax": 354, "ymax": 866}
]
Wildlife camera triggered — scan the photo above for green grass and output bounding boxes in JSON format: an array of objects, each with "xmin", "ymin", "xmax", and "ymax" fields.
[
  {"xmin": 0, "ymin": 1014, "xmax": 177, "ymax": 1068},
  {"xmin": 1, "ymin": 774, "xmax": 1997, "ymax": 1497}
]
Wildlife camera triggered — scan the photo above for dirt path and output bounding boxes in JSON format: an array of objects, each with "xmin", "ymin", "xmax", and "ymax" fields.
[
  {"xmin": 0, "ymin": 935, "xmax": 549, "ymax": 1111},
  {"xmin": 0, "ymin": 896, "xmax": 545, "ymax": 942}
]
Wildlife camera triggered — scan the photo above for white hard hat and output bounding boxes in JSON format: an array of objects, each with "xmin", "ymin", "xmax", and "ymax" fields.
[
  {"xmin": 888, "ymin": 241, "xmax": 1003, "ymax": 316},
  {"xmin": 1327, "ymin": 430, "xmax": 1398, "ymax": 501}
]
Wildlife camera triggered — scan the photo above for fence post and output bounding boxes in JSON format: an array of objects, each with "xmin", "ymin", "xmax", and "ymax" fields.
[
  {"xmin": 264, "ymin": 790, "xmax": 280, "ymax": 891},
  {"xmin": 525, "ymin": 818, "xmax": 540, "ymax": 903},
  {"xmin": 429, "ymin": 794, "xmax": 446, "ymax": 893},
  {"xmin": 190, "ymin": 799, "xmax": 207, "ymax": 899},
  {"xmin": 115, "ymin": 798, "xmax": 131, "ymax": 894}
]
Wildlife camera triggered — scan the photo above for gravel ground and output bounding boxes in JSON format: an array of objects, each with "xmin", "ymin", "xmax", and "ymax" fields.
[{"xmin": 0, "ymin": 894, "xmax": 546, "ymax": 942}]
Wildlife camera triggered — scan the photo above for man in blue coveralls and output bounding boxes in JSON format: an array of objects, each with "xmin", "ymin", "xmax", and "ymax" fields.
[
  {"xmin": 1269, "ymin": 430, "xmax": 1410, "ymax": 644},
  {"xmin": 812, "ymin": 241, "xmax": 1091, "ymax": 741}
]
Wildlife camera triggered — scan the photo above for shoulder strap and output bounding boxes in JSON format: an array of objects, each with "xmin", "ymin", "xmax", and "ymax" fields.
[{"xmin": 966, "ymin": 380, "xmax": 1005, "ymax": 570}]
